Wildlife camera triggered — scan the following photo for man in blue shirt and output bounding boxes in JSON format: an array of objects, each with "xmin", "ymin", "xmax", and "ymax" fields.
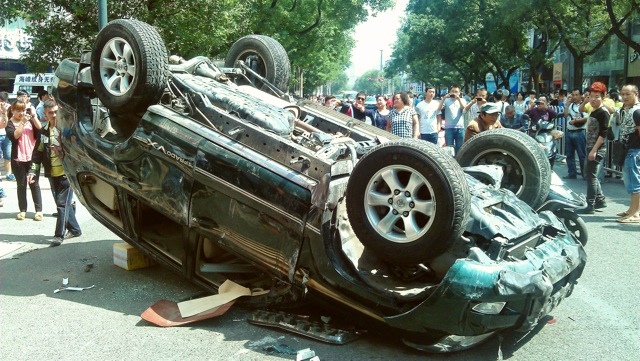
[{"xmin": 501, "ymin": 106, "xmax": 529, "ymax": 132}]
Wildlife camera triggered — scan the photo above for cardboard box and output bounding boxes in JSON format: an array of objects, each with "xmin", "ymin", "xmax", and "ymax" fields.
[{"xmin": 113, "ymin": 242, "xmax": 155, "ymax": 270}]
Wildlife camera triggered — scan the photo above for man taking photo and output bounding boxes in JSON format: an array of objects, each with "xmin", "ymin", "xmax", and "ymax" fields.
[{"xmin": 27, "ymin": 100, "xmax": 81, "ymax": 247}]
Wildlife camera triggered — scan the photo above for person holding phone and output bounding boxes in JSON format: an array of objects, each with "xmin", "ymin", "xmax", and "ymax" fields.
[
  {"xmin": 28, "ymin": 100, "xmax": 82, "ymax": 246},
  {"xmin": 5, "ymin": 100, "xmax": 42, "ymax": 221}
]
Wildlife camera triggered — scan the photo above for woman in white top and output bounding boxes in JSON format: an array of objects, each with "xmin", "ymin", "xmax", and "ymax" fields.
[{"xmin": 513, "ymin": 91, "xmax": 528, "ymax": 114}]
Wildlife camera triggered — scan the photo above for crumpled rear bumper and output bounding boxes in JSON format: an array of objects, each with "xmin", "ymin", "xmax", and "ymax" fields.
[{"xmin": 384, "ymin": 224, "xmax": 586, "ymax": 337}]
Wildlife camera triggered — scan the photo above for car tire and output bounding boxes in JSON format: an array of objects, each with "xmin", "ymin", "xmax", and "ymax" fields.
[
  {"xmin": 346, "ymin": 140, "xmax": 470, "ymax": 265},
  {"xmin": 554, "ymin": 209, "xmax": 588, "ymax": 246},
  {"xmin": 91, "ymin": 19, "xmax": 168, "ymax": 113},
  {"xmin": 456, "ymin": 129, "xmax": 551, "ymax": 209},
  {"xmin": 224, "ymin": 35, "xmax": 291, "ymax": 93}
]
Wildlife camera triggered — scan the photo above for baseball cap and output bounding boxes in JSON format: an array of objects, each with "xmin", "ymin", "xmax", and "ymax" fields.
[{"xmin": 480, "ymin": 102, "xmax": 502, "ymax": 114}]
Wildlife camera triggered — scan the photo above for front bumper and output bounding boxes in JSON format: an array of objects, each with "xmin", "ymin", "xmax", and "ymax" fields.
[{"xmin": 385, "ymin": 226, "xmax": 586, "ymax": 337}]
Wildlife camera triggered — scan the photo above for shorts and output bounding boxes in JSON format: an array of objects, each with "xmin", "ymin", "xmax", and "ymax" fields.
[
  {"xmin": 0, "ymin": 134, "xmax": 11, "ymax": 161},
  {"xmin": 622, "ymin": 148, "xmax": 640, "ymax": 195}
]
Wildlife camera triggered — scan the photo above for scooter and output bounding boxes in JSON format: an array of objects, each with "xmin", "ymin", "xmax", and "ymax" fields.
[
  {"xmin": 537, "ymin": 170, "xmax": 588, "ymax": 246},
  {"xmin": 530, "ymin": 117, "xmax": 563, "ymax": 169}
]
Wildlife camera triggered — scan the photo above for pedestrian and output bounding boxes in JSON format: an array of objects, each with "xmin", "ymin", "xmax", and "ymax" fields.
[
  {"xmin": 525, "ymin": 90, "xmax": 537, "ymax": 110},
  {"xmin": 615, "ymin": 84, "xmax": 640, "ymax": 223},
  {"xmin": 367, "ymin": 94, "xmax": 390, "ymax": 130},
  {"xmin": 563, "ymin": 88, "xmax": 589, "ymax": 179},
  {"xmin": 0, "ymin": 91, "xmax": 15, "ymax": 181},
  {"xmin": 501, "ymin": 105, "xmax": 529, "ymax": 132},
  {"xmin": 576, "ymin": 82, "xmax": 609, "ymax": 215},
  {"xmin": 28, "ymin": 100, "xmax": 82, "ymax": 245},
  {"xmin": 35, "ymin": 89, "xmax": 50, "ymax": 124},
  {"xmin": 464, "ymin": 102, "xmax": 503, "ymax": 142},
  {"xmin": 340, "ymin": 91, "xmax": 371, "ymax": 124},
  {"xmin": 5, "ymin": 100, "xmax": 43, "ymax": 220},
  {"xmin": 439, "ymin": 85, "xmax": 467, "ymax": 153},
  {"xmin": 414, "ymin": 86, "xmax": 441, "ymax": 144},
  {"xmin": 386, "ymin": 91, "xmax": 419, "ymax": 139},
  {"xmin": 463, "ymin": 88, "xmax": 488, "ymax": 127},
  {"xmin": 513, "ymin": 91, "xmax": 528, "ymax": 114},
  {"xmin": 524, "ymin": 96, "xmax": 557, "ymax": 135}
]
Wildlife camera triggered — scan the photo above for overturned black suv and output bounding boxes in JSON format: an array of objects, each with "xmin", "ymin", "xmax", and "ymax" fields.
[{"xmin": 53, "ymin": 19, "xmax": 585, "ymax": 352}]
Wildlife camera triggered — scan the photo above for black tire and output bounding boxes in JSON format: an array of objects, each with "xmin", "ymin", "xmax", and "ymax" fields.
[
  {"xmin": 456, "ymin": 129, "xmax": 551, "ymax": 209},
  {"xmin": 346, "ymin": 140, "xmax": 470, "ymax": 265},
  {"xmin": 225, "ymin": 35, "xmax": 291, "ymax": 93},
  {"xmin": 91, "ymin": 19, "xmax": 168, "ymax": 113},
  {"xmin": 554, "ymin": 209, "xmax": 588, "ymax": 246}
]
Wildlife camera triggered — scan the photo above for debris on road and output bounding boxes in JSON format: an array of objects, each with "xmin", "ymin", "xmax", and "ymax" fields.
[
  {"xmin": 53, "ymin": 285, "xmax": 95, "ymax": 293},
  {"xmin": 141, "ymin": 299, "xmax": 236, "ymax": 327},
  {"xmin": 248, "ymin": 310, "xmax": 360, "ymax": 345}
]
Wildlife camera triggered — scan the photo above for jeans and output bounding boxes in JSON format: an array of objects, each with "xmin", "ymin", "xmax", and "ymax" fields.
[
  {"xmin": 421, "ymin": 133, "xmax": 438, "ymax": 144},
  {"xmin": 445, "ymin": 128, "xmax": 464, "ymax": 154},
  {"xmin": 584, "ymin": 152, "xmax": 605, "ymax": 204},
  {"xmin": 622, "ymin": 148, "xmax": 640, "ymax": 195},
  {"xmin": 51, "ymin": 175, "xmax": 81, "ymax": 238},
  {"xmin": 0, "ymin": 134, "xmax": 11, "ymax": 161},
  {"xmin": 12, "ymin": 160, "xmax": 42, "ymax": 212},
  {"xmin": 564, "ymin": 130, "xmax": 586, "ymax": 177}
]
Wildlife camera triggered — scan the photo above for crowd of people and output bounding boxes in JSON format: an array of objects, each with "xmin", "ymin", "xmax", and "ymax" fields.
[
  {"xmin": 315, "ymin": 82, "xmax": 640, "ymax": 223},
  {"xmin": 0, "ymin": 90, "xmax": 81, "ymax": 246}
]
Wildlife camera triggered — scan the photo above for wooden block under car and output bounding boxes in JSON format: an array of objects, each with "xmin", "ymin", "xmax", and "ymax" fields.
[{"xmin": 113, "ymin": 242, "xmax": 155, "ymax": 270}]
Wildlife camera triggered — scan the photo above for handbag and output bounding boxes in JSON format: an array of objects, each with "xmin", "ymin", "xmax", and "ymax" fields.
[{"xmin": 612, "ymin": 141, "xmax": 628, "ymax": 166}]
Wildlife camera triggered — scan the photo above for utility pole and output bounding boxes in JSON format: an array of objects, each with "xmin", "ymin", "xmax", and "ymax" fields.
[
  {"xmin": 98, "ymin": 0, "xmax": 108, "ymax": 30},
  {"xmin": 380, "ymin": 50, "xmax": 383, "ymax": 71}
]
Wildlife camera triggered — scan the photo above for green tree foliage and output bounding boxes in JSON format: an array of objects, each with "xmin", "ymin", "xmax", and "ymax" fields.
[
  {"xmin": 330, "ymin": 71, "xmax": 349, "ymax": 94},
  {"xmin": 0, "ymin": 0, "xmax": 393, "ymax": 92},
  {"xmin": 388, "ymin": 0, "xmax": 533, "ymax": 92},
  {"xmin": 354, "ymin": 69, "xmax": 385, "ymax": 95}
]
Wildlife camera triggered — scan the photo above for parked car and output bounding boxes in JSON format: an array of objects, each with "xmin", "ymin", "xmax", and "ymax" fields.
[
  {"xmin": 364, "ymin": 96, "xmax": 377, "ymax": 109},
  {"xmin": 52, "ymin": 19, "xmax": 586, "ymax": 353}
]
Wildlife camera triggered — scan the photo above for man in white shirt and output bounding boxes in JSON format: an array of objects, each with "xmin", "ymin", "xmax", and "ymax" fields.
[
  {"xmin": 415, "ymin": 86, "xmax": 441, "ymax": 144},
  {"xmin": 563, "ymin": 88, "xmax": 589, "ymax": 179}
]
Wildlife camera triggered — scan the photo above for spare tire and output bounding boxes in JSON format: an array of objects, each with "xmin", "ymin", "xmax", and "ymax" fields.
[
  {"xmin": 91, "ymin": 19, "xmax": 168, "ymax": 113},
  {"xmin": 346, "ymin": 140, "xmax": 470, "ymax": 265},
  {"xmin": 225, "ymin": 35, "xmax": 291, "ymax": 93},
  {"xmin": 456, "ymin": 129, "xmax": 551, "ymax": 209}
]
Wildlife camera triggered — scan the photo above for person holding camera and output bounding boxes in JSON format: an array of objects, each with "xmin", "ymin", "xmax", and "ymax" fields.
[
  {"xmin": 524, "ymin": 96, "xmax": 557, "ymax": 136},
  {"xmin": 439, "ymin": 85, "xmax": 468, "ymax": 154},
  {"xmin": 5, "ymin": 100, "xmax": 42, "ymax": 221},
  {"xmin": 463, "ymin": 88, "xmax": 488, "ymax": 127}
]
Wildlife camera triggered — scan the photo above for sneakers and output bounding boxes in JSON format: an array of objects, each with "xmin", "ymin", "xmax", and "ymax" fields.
[
  {"xmin": 64, "ymin": 231, "xmax": 82, "ymax": 239},
  {"xmin": 16, "ymin": 212, "xmax": 26, "ymax": 220},
  {"xmin": 6, "ymin": 173, "xmax": 15, "ymax": 181},
  {"xmin": 34, "ymin": 212, "xmax": 43, "ymax": 221},
  {"xmin": 575, "ymin": 204, "xmax": 595, "ymax": 215},
  {"xmin": 47, "ymin": 237, "xmax": 64, "ymax": 247},
  {"xmin": 594, "ymin": 198, "xmax": 607, "ymax": 209}
]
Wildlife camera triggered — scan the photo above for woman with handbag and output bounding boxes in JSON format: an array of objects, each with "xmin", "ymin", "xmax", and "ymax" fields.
[{"xmin": 616, "ymin": 84, "xmax": 640, "ymax": 223}]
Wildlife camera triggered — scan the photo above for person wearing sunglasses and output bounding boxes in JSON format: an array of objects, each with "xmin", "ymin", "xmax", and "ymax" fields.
[{"xmin": 340, "ymin": 91, "xmax": 372, "ymax": 124}]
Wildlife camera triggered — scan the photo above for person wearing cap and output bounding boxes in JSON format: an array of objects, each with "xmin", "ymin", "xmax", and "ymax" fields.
[{"xmin": 464, "ymin": 102, "xmax": 504, "ymax": 142}]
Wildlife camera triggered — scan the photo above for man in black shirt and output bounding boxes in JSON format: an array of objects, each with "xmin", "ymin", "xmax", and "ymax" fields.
[{"xmin": 577, "ymin": 82, "xmax": 609, "ymax": 214}]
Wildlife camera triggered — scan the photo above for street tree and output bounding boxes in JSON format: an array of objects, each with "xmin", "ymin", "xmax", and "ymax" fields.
[
  {"xmin": 354, "ymin": 69, "xmax": 385, "ymax": 95},
  {"xmin": 542, "ymin": 0, "xmax": 637, "ymax": 88}
]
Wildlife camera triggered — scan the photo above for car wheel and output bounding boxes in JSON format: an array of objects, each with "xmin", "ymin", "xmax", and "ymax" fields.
[
  {"xmin": 224, "ymin": 35, "xmax": 291, "ymax": 93},
  {"xmin": 346, "ymin": 140, "xmax": 470, "ymax": 265},
  {"xmin": 91, "ymin": 19, "xmax": 168, "ymax": 113},
  {"xmin": 456, "ymin": 129, "xmax": 551, "ymax": 209},
  {"xmin": 554, "ymin": 209, "xmax": 588, "ymax": 246}
]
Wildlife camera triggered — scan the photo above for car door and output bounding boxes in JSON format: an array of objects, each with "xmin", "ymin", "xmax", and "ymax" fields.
[
  {"xmin": 114, "ymin": 106, "xmax": 202, "ymax": 265},
  {"xmin": 190, "ymin": 133, "xmax": 312, "ymax": 282}
]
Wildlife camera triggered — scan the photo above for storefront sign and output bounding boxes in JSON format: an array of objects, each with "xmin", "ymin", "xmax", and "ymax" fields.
[
  {"xmin": 553, "ymin": 62, "xmax": 563, "ymax": 84},
  {"xmin": 0, "ymin": 29, "xmax": 32, "ymax": 60}
]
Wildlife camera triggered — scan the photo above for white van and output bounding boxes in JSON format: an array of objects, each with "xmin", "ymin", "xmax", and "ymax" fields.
[{"xmin": 12, "ymin": 73, "xmax": 55, "ymax": 95}]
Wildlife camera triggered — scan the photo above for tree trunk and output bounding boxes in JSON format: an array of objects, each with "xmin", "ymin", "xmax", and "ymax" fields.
[{"xmin": 573, "ymin": 56, "xmax": 584, "ymax": 90}]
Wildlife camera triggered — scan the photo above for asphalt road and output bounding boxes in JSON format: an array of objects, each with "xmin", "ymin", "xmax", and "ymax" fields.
[{"xmin": 0, "ymin": 169, "xmax": 639, "ymax": 361}]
